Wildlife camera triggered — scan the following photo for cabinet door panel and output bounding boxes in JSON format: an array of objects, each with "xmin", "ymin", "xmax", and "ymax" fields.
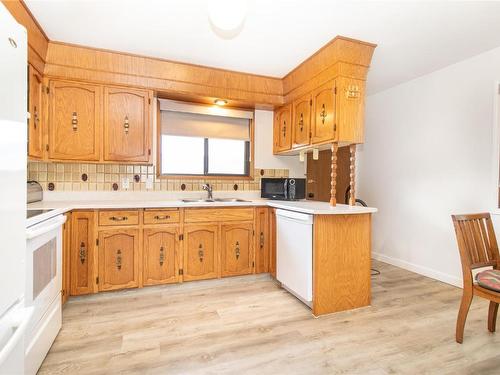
[
  {"xmin": 336, "ymin": 77, "xmax": 365, "ymax": 143},
  {"xmin": 273, "ymin": 105, "xmax": 292, "ymax": 153},
  {"xmin": 255, "ymin": 208, "xmax": 269, "ymax": 273},
  {"xmin": 312, "ymin": 80, "xmax": 336, "ymax": 144},
  {"xmin": 143, "ymin": 228, "xmax": 179, "ymax": 286},
  {"xmin": 221, "ymin": 222, "xmax": 253, "ymax": 277},
  {"xmin": 104, "ymin": 87, "xmax": 151, "ymax": 162},
  {"xmin": 70, "ymin": 211, "xmax": 96, "ymax": 295},
  {"xmin": 49, "ymin": 81, "xmax": 101, "ymax": 161},
  {"xmin": 98, "ymin": 229, "xmax": 139, "ymax": 291},
  {"xmin": 269, "ymin": 208, "xmax": 277, "ymax": 278},
  {"xmin": 28, "ymin": 65, "xmax": 44, "ymax": 158},
  {"xmin": 183, "ymin": 225, "xmax": 218, "ymax": 281},
  {"xmin": 292, "ymin": 94, "xmax": 311, "ymax": 148}
]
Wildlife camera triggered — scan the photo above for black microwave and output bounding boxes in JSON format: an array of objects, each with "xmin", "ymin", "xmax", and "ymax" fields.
[{"xmin": 260, "ymin": 178, "xmax": 306, "ymax": 200}]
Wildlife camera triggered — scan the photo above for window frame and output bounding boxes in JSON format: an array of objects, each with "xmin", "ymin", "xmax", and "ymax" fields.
[{"xmin": 156, "ymin": 104, "xmax": 254, "ymax": 180}]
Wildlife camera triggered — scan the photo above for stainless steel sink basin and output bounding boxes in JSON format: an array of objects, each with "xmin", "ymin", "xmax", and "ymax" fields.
[
  {"xmin": 181, "ymin": 198, "xmax": 250, "ymax": 203},
  {"xmin": 214, "ymin": 198, "xmax": 250, "ymax": 202},
  {"xmin": 181, "ymin": 199, "xmax": 215, "ymax": 203}
]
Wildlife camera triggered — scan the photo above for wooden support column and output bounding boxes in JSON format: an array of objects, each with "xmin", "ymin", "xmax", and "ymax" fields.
[
  {"xmin": 330, "ymin": 143, "xmax": 338, "ymax": 206},
  {"xmin": 349, "ymin": 144, "xmax": 356, "ymax": 205}
]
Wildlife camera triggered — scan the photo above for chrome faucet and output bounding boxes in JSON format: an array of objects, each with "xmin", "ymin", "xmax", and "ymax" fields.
[{"xmin": 202, "ymin": 183, "xmax": 213, "ymax": 200}]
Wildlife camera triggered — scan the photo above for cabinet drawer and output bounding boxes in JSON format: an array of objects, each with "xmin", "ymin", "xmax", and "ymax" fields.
[
  {"xmin": 143, "ymin": 209, "xmax": 180, "ymax": 225},
  {"xmin": 184, "ymin": 208, "xmax": 254, "ymax": 223},
  {"xmin": 98, "ymin": 210, "xmax": 139, "ymax": 226}
]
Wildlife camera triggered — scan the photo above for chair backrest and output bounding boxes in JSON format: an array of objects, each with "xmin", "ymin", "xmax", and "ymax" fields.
[{"xmin": 452, "ymin": 213, "xmax": 500, "ymax": 274}]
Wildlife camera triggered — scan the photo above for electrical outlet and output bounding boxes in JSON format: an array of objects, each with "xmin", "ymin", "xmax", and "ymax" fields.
[
  {"xmin": 146, "ymin": 176, "xmax": 154, "ymax": 190},
  {"xmin": 121, "ymin": 177, "xmax": 130, "ymax": 190}
]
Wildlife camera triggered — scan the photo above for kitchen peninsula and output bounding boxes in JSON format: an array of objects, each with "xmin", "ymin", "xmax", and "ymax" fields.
[{"xmin": 29, "ymin": 195, "xmax": 376, "ymax": 316}]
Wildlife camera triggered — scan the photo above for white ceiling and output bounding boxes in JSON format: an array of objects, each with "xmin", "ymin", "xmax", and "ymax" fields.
[{"xmin": 25, "ymin": 0, "xmax": 500, "ymax": 94}]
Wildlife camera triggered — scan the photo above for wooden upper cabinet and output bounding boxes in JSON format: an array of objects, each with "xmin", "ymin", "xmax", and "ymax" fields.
[
  {"xmin": 143, "ymin": 227, "xmax": 179, "ymax": 286},
  {"xmin": 255, "ymin": 208, "xmax": 269, "ymax": 274},
  {"xmin": 292, "ymin": 93, "xmax": 312, "ymax": 148},
  {"xmin": 183, "ymin": 225, "xmax": 218, "ymax": 281},
  {"xmin": 28, "ymin": 65, "xmax": 44, "ymax": 159},
  {"xmin": 98, "ymin": 229, "xmax": 140, "ymax": 291},
  {"xmin": 70, "ymin": 211, "xmax": 96, "ymax": 296},
  {"xmin": 221, "ymin": 222, "xmax": 253, "ymax": 277},
  {"xmin": 48, "ymin": 80, "xmax": 101, "ymax": 161},
  {"xmin": 311, "ymin": 80, "xmax": 336, "ymax": 144},
  {"xmin": 335, "ymin": 77, "xmax": 366, "ymax": 144},
  {"xmin": 103, "ymin": 87, "xmax": 151, "ymax": 162},
  {"xmin": 273, "ymin": 104, "xmax": 292, "ymax": 153}
]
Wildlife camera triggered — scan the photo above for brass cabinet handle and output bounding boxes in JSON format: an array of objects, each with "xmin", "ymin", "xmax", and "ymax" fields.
[
  {"xmin": 116, "ymin": 249, "xmax": 122, "ymax": 270},
  {"xmin": 260, "ymin": 232, "xmax": 264, "ymax": 249},
  {"xmin": 110, "ymin": 216, "xmax": 128, "ymax": 222},
  {"xmin": 282, "ymin": 120, "xmax": 286, "ymax": 138},
  {"xmin": 159, "ymin": 246, "xmax": 165, "ymax": 266},
  {"xmin": 320, "ymin": 104, "xmax": 327, "ymax": 124},
  {"xmin": 235, "ymin": 241, "xmax": 240, "ymax": 260},
  {"xmin": 124, "ymin": 116, "xmax": 129, "ymax": 134},
  {"xmin": 33, "ymin": 106, "xmax": 39, "ymax": 129},
  {"xmin": 71, "ymin": 111, "xmax": 78, "ymax": 131},
  {"xmin": 79, "ymin": 241, "xmax": 86, "ymax": 264},
  {"xmin": 299, "ymin": 113, "xmax": 304, "ymax": 132},
  {"xmin": 198, "ymin": 244, "xmax": 204, "ymax": 262},
  {"xmin": 154, "ymin": 215, "xmax": 170, "ymax": 220}
]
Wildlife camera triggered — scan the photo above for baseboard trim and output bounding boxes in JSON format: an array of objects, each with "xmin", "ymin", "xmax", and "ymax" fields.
[{"xmin": 372, "ymin": 252, "xmax": 463, "ymax": 288}]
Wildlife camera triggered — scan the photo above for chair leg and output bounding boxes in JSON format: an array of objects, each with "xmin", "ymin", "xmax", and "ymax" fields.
[
  {"xmin": 488, "ymin": 301, "xmax": 498, "ymax": 333},
  {"xmin": 456, "ymin": 292, "xmax": 473, "ymax": 343}
]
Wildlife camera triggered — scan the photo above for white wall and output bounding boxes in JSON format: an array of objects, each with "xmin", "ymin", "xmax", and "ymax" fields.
[
  {"xmin": 254, "ymin": 109, "xmax": 305, "ymax": 177},
  {"xmin": 358, "ymin": 46, "xmax": 500, "ymax": 287}
]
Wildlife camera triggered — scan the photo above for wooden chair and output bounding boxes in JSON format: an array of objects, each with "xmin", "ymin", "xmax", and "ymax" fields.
[{"xmin": 452, "ymin": 213, "xmax": 500, "ymax": 343}]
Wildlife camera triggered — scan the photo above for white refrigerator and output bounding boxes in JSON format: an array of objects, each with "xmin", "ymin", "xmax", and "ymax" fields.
[{"xmin": 0, "ymin": 4, "xmax": 34, "ymax": 374}]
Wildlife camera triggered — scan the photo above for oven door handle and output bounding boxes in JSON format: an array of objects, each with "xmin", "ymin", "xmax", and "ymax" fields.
[{"xmin": 26, "ymin": 215, "xmax": 67, "ymax": 239}]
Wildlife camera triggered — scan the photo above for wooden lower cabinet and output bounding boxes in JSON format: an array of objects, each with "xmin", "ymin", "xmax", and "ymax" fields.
[
  {"xmin": 221, "ymin": 222, "xmax": 253, "ymax": 277},
  {"xmin": 143, "ymin": 227, "xmax": 179, "ymax": 286},
  {"xmin": 269, "ymin": 208, "xmax": 277, "ymax": 278},
  {"xmin": 98, "ymin": 229, "xmax": 140, "ymax": 291},
  {"xmin": 254, "ymin": 208, "xmax": 269, "ymax": 273},
  {"xmin": 183, "ymin": 225, "xmax": 218, "ymax": 281},
  {"xmin": 70, "ymin": 211, "xmax": 96, "ymax": 295}
]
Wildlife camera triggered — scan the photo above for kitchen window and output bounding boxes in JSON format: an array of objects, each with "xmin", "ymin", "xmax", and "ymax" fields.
[{"xmin": 158, "ymin": 100, "xmax": 253, "ymax": 178}]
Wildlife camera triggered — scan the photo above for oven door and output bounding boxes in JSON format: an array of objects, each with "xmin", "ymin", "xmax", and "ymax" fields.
[
  {"xmin": 25, "ymin": 215, "xmax": 65, "ymax": 334},
  {"xmin": 261, "ymin": 178, "xmax": 287, "ymax": 200}
]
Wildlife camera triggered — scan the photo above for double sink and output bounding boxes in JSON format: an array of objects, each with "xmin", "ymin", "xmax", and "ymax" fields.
[{"xmin": 181, "ymin": 198, "xmax": 250, "ymax": 203}]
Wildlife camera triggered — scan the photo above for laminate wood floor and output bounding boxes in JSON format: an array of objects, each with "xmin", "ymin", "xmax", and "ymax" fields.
[{"xmin": 39, "ymin": 261, "xmax": 500, "ymax": 375}]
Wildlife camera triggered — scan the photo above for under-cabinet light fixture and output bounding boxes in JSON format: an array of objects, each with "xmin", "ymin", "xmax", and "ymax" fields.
[{"xmin": 214, "ymin": 99, "xmax": 228, "ymax": 106}]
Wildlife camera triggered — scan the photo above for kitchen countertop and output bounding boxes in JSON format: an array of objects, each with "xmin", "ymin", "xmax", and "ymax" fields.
[{"xmin": 27, "ymin": 196, "xmax": 376, "ymax": 225}]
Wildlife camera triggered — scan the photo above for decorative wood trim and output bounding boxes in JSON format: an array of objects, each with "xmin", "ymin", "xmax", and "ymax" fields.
[
  {"xmin": 349, "ymin": 144, "xmax": 356, "ymax": 205},
  {"xmin": 330, "ymin": 143, "xmax": 338, "ymax": 206}
]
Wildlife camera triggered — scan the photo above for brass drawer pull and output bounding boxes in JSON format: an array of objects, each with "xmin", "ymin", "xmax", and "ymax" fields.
[
  {"xmin": 282, "ymin": 120, "xmax": 286, "ymax": 138},
  {"xmin": 159, "ymin": 246, "xmax": 165, "ymax": 266},
  {"xmin": 299, "ymin": 113, "xmax": 304, "ymax": 132},
  {"xmin": 319, "ymin": 104, "xmax": 327, "ymax": 124},
  {"xmin": 124, "ymin": 116, "xmax": 129, "ymax": 134},
  {"xmin": 116, "ymin": 249, "xmax": 122, "ymax": 270},
  {"xmin": 154, "ymin": 215, "xmax": 171, "ymax": 220},
  {"xmin": 110, "ymin": 216, "xmax": 128, "ymax": 222},
  {"xmin": 260, "ymin": 232, "xmax": 264, "ymax": 249},
  {"xmin": 198, "ymin": 244, "xmax": 204, "ymax": 262},
  {"xmin": 71, "ymin": 111, "xmax": 78, "ymax": 130},
  {"xmin": 235, "ymin": 241, "xmax": 240, "ymax": 260},
  {"xmin": 79, "ymin": 241, "xmax": 86, "ymax": 264}
]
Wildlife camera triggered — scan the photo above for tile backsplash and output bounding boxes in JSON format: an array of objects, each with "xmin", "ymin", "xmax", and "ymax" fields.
[{"xmin": 27, "ymin": 162, "xmax": 289, "ymax": 192}]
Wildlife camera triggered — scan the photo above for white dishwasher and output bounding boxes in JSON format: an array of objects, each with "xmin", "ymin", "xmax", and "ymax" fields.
[{"xmin": 276, "ymin": 209, "xmax": 313, "ymax": 306}]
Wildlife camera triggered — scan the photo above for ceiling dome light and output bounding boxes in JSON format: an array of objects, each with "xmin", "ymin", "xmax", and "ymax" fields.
[
  {"xmin": 214, "ymin": 99, "xmax": 228, "ymax": 106},
  {"xmin": 208, "ymin": 0, "xmax": 247, "ymax": 39}
]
